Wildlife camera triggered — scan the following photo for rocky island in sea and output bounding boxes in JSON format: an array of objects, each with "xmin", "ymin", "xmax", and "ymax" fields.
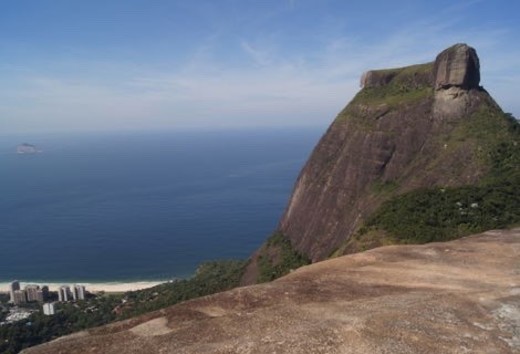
[{"xmin": 16, "ymin": 143, "xmax": 40, "ymax": 154}]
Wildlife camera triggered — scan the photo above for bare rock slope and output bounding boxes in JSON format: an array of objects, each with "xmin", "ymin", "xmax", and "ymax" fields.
[{"xmin": 24, "ymin": 228, "xmax": 520, "ymax": 354}]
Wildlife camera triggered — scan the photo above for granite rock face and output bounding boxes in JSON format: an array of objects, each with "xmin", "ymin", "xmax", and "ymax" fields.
[
  {"xmin": 360, "ymin": 65, "xmax": 432, "ymax": 89},
  {"xmin": 433, "ymin": 43, "xmax": 480, "ymax": 90},
  {"xmin": 275, "ymin": 44, "xmax": 489, "ymax": 263},
  {"xmin": 22, "ymin": 229, "xmax": 520, "ymax": 354},
  {"xmin": 360, "ymin": 70, "xmax": 396, "ymax": 88},
  {"xmin": 242, "ymin": 43, "xmax": 510, "ymax": 281}
]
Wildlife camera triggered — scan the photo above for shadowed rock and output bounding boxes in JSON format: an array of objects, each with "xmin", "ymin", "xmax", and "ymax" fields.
[
  {"xmin": 433, "ymin": 43, "xmax": 480, "ymax": 90},
  {"xmin": 360, "ymin": 64, "xmax": 433, "ymax": 89},
  {"xmin": 360, "ymin": 70, "xmax": 397, "ymax": 88}
]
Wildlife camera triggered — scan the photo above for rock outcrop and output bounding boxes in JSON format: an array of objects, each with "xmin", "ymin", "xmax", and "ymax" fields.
[
  {"xmin": 433, "ymin": 43, "xmax": 480, "ymax": 90},
  {"xmin": 432, "ymin": 44, "xmax": 482, "ymax": 118},
  {"xmin": 361, "ymin": 43, "xmax": 480, "ymax": 91},
  {"xmin": 360, "ymin": 70, "xmax": 397, "ymax": 88},
  {"xmin": 242, "ymin": 43, "xmax": 516, "ymax": 283},
  {"xmin": 22, "ymin": 228, "xmax": 520, "ymax": 353},
  {"xmin": 360, "ymin": 64, "xmax": 432, "ymax": 89}
]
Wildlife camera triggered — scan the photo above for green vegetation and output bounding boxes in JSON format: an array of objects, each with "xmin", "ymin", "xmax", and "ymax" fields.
[
  {"xmin": 370, "ymin": 179, "xmax": 399, "ymax": 195},
  {"xmin": 355, "ymin": 86, "xmax": 432, "ymax": 107},
  {"xmin": 440, "ymin": 104, "xmax": 519, "ymax": 171},
  {"xmin": 0, "ymin": 293, "xmax": 9, "ymax": 304},
  {"xmin": 335, "ymin": 63, "xmax": 433, "ymax": 128},
  {"xmin": 0, "ymin": 260, "xmax": 247, "ymax": 353},
  {"xmin": 354, "ymin": 63, "xmax": 434, "ymax": 107},
  {"xmin": 0, "ymin": 294, "xmax": 121, "ymax": 354},
  {"xmin": 359, "ymin": 111, "xmax": 519, "ymax": 244},
  {"xmin": 332, "ymin": 229, "xmax": 398, "ymax": 256},
  {"xmin": 120, "ymin": 260, "xmax": 246, "ymax": 318},
  {"xmin": 257, "ymin": 232, "xmax": 310, "ymax": 283},
  {"xmin": 362, "ymin": 181, "xmax": 519, "ymax": 243}
]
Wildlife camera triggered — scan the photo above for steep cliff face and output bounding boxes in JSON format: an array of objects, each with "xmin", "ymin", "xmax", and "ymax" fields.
[
  {"xmin": 243, "ymin": 44, "xmax": 518, "ymax": 283},
  {"xmin": 433, "ymin": 43, "xmax": 480, "ymax": 90}
]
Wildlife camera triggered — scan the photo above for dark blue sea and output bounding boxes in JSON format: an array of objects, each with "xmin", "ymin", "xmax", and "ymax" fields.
[{"xmin": 0, "ymin": 128, "xmax": 321, "ymax": 283}]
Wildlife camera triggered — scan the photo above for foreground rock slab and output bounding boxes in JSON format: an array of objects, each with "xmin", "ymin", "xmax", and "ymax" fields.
[{"xmin": 24, "ymin": 229, "xmax": 520, "ymax": 354}]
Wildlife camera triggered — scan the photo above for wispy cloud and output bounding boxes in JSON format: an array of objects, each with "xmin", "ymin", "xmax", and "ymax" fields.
[
  {"xmin": 240, "ymin": 40, "xmax": 274, "ymax": 66},
  {"xmin": 1, "ymin": 0, "xmax": 519, "ymax": 134}
]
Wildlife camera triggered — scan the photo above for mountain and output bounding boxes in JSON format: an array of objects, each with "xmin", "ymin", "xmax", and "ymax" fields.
[
  {"xmin": 241, "ymin": 43, "xmax": 519, "ymax": 284},
  {"xmin": 17, "ymin": 44, "xmax": 520, "ymax": 352},
  {"xmin": 22, "ymin": 228, "xmax": 520, "ymax": 353}
]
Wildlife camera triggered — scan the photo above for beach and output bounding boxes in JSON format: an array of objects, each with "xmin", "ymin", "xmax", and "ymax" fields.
[{"xmin": 0, "ymin": 281, "xmax": 166, "ymax": 294}]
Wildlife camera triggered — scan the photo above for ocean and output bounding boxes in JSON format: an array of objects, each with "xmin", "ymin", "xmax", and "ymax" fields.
[{"xmin": 0, "ymin": 128, "xmax": 321, "ymax": 284}]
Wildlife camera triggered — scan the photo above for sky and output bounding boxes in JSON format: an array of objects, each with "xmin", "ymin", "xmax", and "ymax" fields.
[{"xmin": 1, "ymin": 0, "xmax": 519, "ymax": 134}]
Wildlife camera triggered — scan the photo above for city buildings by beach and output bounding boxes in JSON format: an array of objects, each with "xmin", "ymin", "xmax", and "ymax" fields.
[
  {"xmin": 8, "ymin": 281, "xmax": 20, "ymax": 304},
  {"xmin": 58, "ymin": 284, "xmax": 87, "ymax": 302},
  {"xmin": 25, "ymin": 285, "xmax": 46, "ymax": 303},
  {"xmin": 42, "ymin": 302, "xmax": 56, "ymax": 316},
  {"xmin": 6, "ymin": 281, "xmax": 88, "ymax": 305},
  {"xmin": 58, "ymin": 286, "xmax": 71, "ymax": 302},
  {"xmin": 12, "ymin": 290, "xmax": 27, "ymax": 305},
  {"xmin": 8, "ymin": 282, "xmax": 49, "ymax": 305},
  {"xmin": 72, "ymin": 284, "xmax": 86, "ymax": 301},
  {"xmin": 3, "ymin": 281, "xmax": 89, "ymax": 319}
]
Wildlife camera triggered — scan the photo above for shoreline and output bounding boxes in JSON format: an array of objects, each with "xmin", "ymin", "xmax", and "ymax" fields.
[{"xmin": 0, "ymin": 281, "xmax": 168, "ymax": 294}]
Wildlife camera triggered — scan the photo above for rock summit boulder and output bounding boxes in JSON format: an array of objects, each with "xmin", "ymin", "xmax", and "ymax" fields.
[{"xmin": 433, "ymin": 43, "xmax": 480, "ymax": 90}]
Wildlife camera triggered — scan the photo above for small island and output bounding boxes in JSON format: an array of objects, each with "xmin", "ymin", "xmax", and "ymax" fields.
[{"xmin": 16, "ymin": 143, "xmax": 40, "ymax": 154}]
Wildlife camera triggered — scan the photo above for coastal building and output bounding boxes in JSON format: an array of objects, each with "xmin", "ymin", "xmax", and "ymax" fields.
[
  {"xmin": 41, "ymin": 285, "xmax": 49, "ymax": 300},
  {"xmin": 9, "ymin": 280, "xmax": 20, "ymax": 303},
  {"xmin": 12, "ymin": 290, "xmax": 27, "ymax": 305},
  {"xmin": 25, "ymin": 284, "xmax": 44, "ymax": 303},
  {"xmin": 42, "ymin": 302, "xmax": 56, "ymax": 316},
  {"xmin": 72, "ymin": 284, "xmax": 86, "ymax": 301},
  {"xmin": 58, "ymin": 286, "xmax": 71, "ymax": 302}
]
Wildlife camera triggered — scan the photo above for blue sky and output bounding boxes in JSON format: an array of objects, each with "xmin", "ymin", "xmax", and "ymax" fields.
[{"xmin": 1, "ymin": 0, "xmax": 519, "ymax": 134}]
